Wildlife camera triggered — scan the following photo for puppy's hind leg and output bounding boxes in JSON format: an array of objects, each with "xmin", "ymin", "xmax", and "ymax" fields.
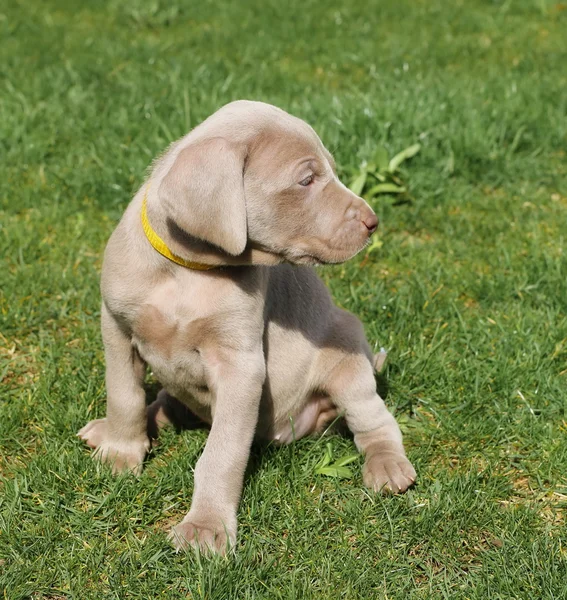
[
  {"xmin": 272, "ymin": 395, "xmax": 339, "ymax": 445},
  {"xmin": 146, "ymin": 389, "xmax": 205, "ymax": 438}
]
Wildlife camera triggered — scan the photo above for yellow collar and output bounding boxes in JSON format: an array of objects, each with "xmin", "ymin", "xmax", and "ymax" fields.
[{"xmin": 141, "ymin": 191, "xmax": 216, "ymax": 271}]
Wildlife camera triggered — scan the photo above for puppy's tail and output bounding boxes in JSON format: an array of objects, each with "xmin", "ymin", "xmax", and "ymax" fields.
[{"xmin": 373, "ymin": 348, "xmax": 388, "ymax": 373}]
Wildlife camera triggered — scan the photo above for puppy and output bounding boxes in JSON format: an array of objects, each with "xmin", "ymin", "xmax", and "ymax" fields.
[{"xmin": 78, "ymin": 101, "xmax": 416, "ymax": 554}]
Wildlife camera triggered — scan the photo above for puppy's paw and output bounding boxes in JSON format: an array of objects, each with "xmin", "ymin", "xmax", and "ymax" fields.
[
  {"xmin": 77, "ymin": 418, "xmax": 109, "ymax": 449},
  {"xmin": 77, "ymin": 418, "xmax": 150, "ymax": 475},
  {"xmin": 363, "ymin": 451, "xmax": 416, "ymax": 494},
  {"xmin": 169, "ymin": 515, "xmax": 236, "ymax": 556}
]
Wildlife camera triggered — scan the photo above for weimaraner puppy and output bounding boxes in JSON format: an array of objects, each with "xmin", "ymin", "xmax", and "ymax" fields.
[{"xmin": 78, "ymin": 100, "xmax": 416, "ymax": 554}]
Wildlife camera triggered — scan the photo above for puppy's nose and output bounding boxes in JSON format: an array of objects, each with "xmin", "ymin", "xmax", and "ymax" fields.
[{"xmin": 363, "ymin": 214, "xmax": 378, "ymax": 234}]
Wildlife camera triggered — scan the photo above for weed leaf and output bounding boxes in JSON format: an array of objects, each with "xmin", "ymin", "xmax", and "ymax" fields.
[
  {"xmin": 315, "ymin": 465, "xmax": 354, "ymax": 479},
  {"xmin": 314, "ymin": 445, "xmax": 358, "ymax": 479},
  {"xmin": 333, "ymin": 454, "xmax": 359, "ymax": 467},
  {"xmin": 367, "ymin": 183, "xmax": 406, "ymax": 196},
  {"xmin": 388, "ymin": 143, "xmax": 421, "ymax": 172},
  {"xmin": 373, "ymin": 146, "xmax": 390, "ymax": 171},
  {"xmin": 349, "ymin": 171, "xmax": 367, "ymax": 195}
]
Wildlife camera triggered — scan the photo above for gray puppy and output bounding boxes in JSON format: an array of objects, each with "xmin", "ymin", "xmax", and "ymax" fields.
[{"xmin": 78, "ymin": 101, "xmax": 416, "ymax": 554}]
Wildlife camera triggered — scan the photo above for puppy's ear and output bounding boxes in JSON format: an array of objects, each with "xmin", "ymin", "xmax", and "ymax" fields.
[{"xmin": 158, "ymin": 137, "xmax": 247, "ymax": 256}]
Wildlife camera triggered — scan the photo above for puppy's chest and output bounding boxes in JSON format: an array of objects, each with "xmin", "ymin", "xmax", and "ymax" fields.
[
  {"xmin": 132, "ymin": 301, "xmax": 210, "ymax": 392},
  {"xmin": 129, "ymin": 278, "xmax": 264, "ymax": 396}
]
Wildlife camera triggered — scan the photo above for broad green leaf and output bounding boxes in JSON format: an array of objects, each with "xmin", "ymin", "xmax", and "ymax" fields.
[
  {"xmin": 367, "ymin": 183, "xmax": 406, "ymax": 196},
  {"xmin": 315, "ymin": 465, "xmax": 354, "ymax": 479},
  {"xmin": 349, "ymin": 171, "xmax": 367, "ymax": 195},
  {"xmin": 314, "ymin": 443, "xmax": 334, "ymax": 470},
  {"xmin": 314, "ymin": 454, "xmax": 331, "ymax": 470},
  {"xmin": 373, "ymin": 146, "xmax": 390, "ymax": 172},
  {"xmin": 333, "ymin": 454, "xmax": 359, "ymax": 467},
  {"xmin": 388, "ymin": 143, "xmax": 421, "ymax": 172}
]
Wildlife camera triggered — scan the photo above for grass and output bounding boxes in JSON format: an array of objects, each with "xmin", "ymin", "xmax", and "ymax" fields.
[{"xmin": 1, "ymin": 0, "xmax": 567, "ymax": 597}]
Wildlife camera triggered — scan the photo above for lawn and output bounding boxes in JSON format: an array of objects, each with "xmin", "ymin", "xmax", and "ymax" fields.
[{"xmin": 1, "ymin": 0, "xmax": 567, "ymax": 597}]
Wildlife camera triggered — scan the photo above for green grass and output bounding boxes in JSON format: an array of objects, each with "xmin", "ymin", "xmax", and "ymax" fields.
[{"xmin": 1, "ymin": 0, "xmax": 567, "ymax": 597}]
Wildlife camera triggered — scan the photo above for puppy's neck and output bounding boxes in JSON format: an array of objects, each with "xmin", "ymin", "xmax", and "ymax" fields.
[{"xmin": 143, "ymin": 189, "xmax": 283, "ymax": 268}]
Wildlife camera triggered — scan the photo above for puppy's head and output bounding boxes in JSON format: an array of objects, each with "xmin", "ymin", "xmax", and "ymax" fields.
[{"xmin": 158, "ymin": 101, "xmax": 377, "ymax": 265}]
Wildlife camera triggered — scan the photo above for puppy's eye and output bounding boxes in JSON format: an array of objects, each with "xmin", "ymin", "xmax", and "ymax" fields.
[{"xmin": 299, "ymin": 174, "xmax": 314, "ymax": 187}]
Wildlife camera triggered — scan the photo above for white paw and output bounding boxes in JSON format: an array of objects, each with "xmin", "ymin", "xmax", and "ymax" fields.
[
  {"xmin": 77, "ymin": 418, "xmax": 150, "ymax": 475},
  {"xmin": 363, "ymin": 451, "xmax": 416, "ymax": 494},
  {"xmin": 169, "ymin": 514, "xmax": 236, "ymax": 555}
]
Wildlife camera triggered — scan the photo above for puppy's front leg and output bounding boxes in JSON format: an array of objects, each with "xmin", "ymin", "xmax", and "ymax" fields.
[
  {"xmin": 170, "ymin": 350, "xmax": 265, "ymax": 555},
  {"xmin": 78, "ymin": 304, "xmax": 150, "ymax": 474}
]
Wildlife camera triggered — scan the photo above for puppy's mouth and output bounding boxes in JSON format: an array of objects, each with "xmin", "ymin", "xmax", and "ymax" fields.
[
  {"xmin": 249, "ymin": 240, "xmax": 367, "ymax": 267},
  {"xmin": 282, "ymin": 245, "xmax": 366, "ymax": 266}
]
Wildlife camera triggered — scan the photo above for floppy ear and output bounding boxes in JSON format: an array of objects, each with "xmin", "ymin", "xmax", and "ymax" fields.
[{"xmin": 158, "ymin": 137, "xmax": 248, "ymax": 256}]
